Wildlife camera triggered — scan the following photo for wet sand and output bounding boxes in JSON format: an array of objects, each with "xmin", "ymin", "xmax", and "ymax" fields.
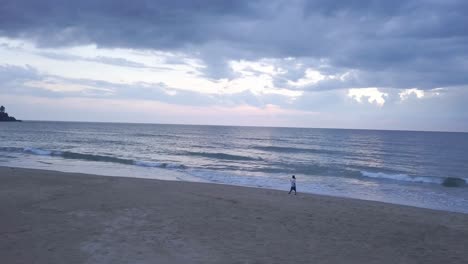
[{"xmin": 1, "ymin": 166, "xmax": 467, "ymax": 264}]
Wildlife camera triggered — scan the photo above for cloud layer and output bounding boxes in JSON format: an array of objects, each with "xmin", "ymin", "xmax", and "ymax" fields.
[
  {"xmin": 1, "ymin": 0, "xmax": 468, "ymax": 130},
  {"xmin": 1, "ymin": 0, "xmax": 468, "ymax": 89}
]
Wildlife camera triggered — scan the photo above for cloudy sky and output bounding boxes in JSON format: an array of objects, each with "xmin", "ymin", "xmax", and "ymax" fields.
[{"xmin": 1, "ymin": 0, "xmax": 467, "ymax": 131}]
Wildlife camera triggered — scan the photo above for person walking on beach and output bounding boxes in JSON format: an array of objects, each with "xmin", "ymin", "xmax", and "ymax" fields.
[{"xmin": 288, "ymin": 175, "xmax": 297, "ymax": 195}]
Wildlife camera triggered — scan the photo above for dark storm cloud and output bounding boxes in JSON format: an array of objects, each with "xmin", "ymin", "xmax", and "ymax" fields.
[
  {"xmin": 1, "ymin": 0, "xmax": 468, "ymax": 89},
  {"xmin": 0, "ymin": 0, "xmax": 262, "ymax": 48}
]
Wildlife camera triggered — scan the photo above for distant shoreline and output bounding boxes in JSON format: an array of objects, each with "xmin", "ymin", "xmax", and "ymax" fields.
[{"xmin": 0, "ymin": 119, "xmax": 21, "ymax": 122}]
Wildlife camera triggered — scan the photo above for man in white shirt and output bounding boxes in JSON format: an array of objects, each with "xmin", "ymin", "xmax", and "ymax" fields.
[{"xmin": 288, "ymin": 175, "xmax": 297, "ymax": 195}]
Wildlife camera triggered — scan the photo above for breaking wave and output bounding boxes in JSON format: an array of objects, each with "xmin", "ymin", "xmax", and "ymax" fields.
[
  {"xmin": 133, "ymin": 160, "xmax": 185, "ymax": 169},
  {"xmin": 3, "ymin": 147, "xmax": 185, "ymax": 169},
  {"xmin": 2, "ymin": 146, "xmax": 466, "ymax": 187},
  {"xmin": 360, "ymin": 171, "xmax": 467, "ymax": 186}
]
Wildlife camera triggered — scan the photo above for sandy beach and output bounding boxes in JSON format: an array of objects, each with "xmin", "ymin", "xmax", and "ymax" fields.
[{"xmin": 1, "ymin": 166, "xmax": 467, "ymax": 264}]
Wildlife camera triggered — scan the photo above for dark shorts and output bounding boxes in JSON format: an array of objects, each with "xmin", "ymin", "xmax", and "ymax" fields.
[{"xmin": 290, "ymin": 186, "xmax": 296, "ymax": 191}]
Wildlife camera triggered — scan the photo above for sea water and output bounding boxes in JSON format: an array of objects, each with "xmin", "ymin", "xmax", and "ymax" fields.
[{"xmin": 1, "ymin": 121, "xmax": 467, "ymax": 213}]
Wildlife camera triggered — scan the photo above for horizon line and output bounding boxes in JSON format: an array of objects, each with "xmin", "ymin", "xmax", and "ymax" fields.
[{"xmin": 13, "ymin": 119, "xmax": 468, "ymax": 134}]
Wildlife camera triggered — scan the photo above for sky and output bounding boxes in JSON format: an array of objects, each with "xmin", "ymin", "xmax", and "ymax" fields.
[{"xmin": 1, "ymin": 0, "xmax": 468, "ymax": 131}]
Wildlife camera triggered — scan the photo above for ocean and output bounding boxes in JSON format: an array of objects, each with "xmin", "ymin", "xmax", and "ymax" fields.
[{"xmin": 1, "ymin": 121, "xmax": 467, "ymax": 213}]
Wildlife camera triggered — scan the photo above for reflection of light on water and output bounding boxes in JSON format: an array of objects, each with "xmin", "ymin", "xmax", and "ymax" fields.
[{"xmin": 342, "ymin": 134, "xmax": 387, "ymax": 169}]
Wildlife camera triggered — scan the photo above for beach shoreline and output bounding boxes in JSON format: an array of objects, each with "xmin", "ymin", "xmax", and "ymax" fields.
[
  {"xmin": 2, "ymin": 122, "xmax": 467, "ymax": 214},
  {"xmin": 1, "ymin": 166, "xmax": 468, "ymax": 263}
]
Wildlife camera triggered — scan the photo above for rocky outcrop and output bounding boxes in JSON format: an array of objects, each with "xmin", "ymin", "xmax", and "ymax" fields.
[{"xmin": 0, "ymin": 106, "xmax": 21, "ymax": 122}]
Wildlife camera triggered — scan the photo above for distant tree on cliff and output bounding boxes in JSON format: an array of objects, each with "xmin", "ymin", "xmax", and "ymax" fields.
[{"xmin": 0, "ymin": 105, "xmax": 20, "ymax": 121}]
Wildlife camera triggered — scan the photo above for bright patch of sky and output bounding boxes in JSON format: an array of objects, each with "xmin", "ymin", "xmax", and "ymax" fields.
[
  {"xmin": 1, "ymin": 37, "xmax": 302, "ymax": 98},
  {"xmin": 348, "ymin": 88, "xmax": 388, "ymax": 106},
  {"xmin": 399, "ymin": 88, "xmax": 425, "ymax": 101}
]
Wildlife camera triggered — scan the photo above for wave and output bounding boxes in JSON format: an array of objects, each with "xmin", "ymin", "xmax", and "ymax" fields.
[
  {"xmin": 3, "ymin": 146, "xmax": 466, "ymax": 187},
  {"xmin": 60, "ymin": 151, "xmax": 135, "ymax": 165},
  {"xmin": 131, "ymin": 133, "xmax": 180, "ymax": 139},
  {"xmin": 24, "ymin": 147, "xmax": 55, "ymax": 156},
  {"xmin": 24, "ymin": 147, "xmax": 137, "ymax": 165},
  {"xmin": 4, "ymin": 147, "xmax": 185, "ymax": 169},
  {"xmin": 134, "ymin": 160, "xmax": 185, "ymax": 169},
  {"xmin": 252, "ymin": 145, "xmax": 339, "ymax": 155},
  {"xmin": 65, "ymin": 139, "xmax": 131, "ymax": 145},
  {"xmin": 184, "ymin": 151, "xmax": 261, "ymax": 161},
  {"xmin": 360, "ymin": 171, "xmax": 467, "ymax": 186},
  {"xmin": 0, "ymin": 147, "xmax": 26, "ymax": 153}
]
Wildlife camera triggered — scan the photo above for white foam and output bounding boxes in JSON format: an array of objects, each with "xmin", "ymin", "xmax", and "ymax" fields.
[
  {"xmin": 23, "ymin": 147, "xmax": 53, "ymax": 156},
  {"xmin": 133, "ymin": 160, "xmax": 165, "ymax": 168},
  {"xmin": 360, "ymin": 171, "xmax": 444, "ymax": 184},
  {"xmin": 133, "ymin": 160, "xmax": 185, "ymax": 169}
]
